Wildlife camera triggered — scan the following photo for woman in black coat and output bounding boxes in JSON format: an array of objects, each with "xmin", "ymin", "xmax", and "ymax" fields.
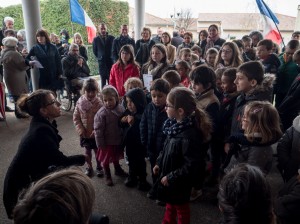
[{"xmin": 3, "ymin": 89, "xmax": 85, "ymax": 219}]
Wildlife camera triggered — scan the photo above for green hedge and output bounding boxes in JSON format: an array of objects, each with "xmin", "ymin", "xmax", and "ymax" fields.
[{"xmin": 86, "ymin": 45, "xmax": 99, "ymax": 76}]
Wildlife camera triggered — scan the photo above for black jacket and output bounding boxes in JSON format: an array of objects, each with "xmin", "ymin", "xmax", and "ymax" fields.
[
  {"xmin": 3, "ymin": 116, "xmax": 85, "ymax": 218},
  {"xmin": 261, "ymin": 53, "xmax": 280, "ymax": 74},
  {"xmin": 155, "ymin": 127, "xmax": 204, "ymax": 204},
  {"xmin": 62, "ymin": 54, "xmax": 90, "ymax": 80},
  {"xmin": 111, "ymin": 35, "xmax": 135, "ymax": 63}
]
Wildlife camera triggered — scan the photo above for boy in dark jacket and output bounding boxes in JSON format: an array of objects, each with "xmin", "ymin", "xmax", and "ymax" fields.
[
  {"xmin": 120, "ymin": 88, "xmax": 151, "ymax": 191},
  {"xmin": 140, "ymin": 79, "xmax": 170, "ymax": 186}
]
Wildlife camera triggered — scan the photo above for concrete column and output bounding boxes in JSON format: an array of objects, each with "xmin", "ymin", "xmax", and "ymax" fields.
[
  {"xmin": 295, "ymin": 5, "xmax": 300, "ymax": 31},
  {"xmin": 134, "ymin": 0, "xmax": 145, "ymax": 40},
  {"xmin": 21, "ymin": 0, "xmax": 42, "ymax": 91}
]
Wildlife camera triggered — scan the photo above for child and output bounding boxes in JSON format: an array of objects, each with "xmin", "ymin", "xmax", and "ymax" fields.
[
  {"xmin": 176, "ymin": 32, "xmax": 195, "ymax": 58},
  {"xmin": 175, "ymin": 60, "xmax": 191, "ymax": 88},
  {"xmin": 256, "ymin": 39, "xmax": 280, "ymax": 74},
  {"xmin": 141, "ymin": 43, "xmax": 170, "ymax": 80},
  {"xmin": 224, "ymin": 101, "xmax": 282, "ymax": 175},
  {"xmin": 205, "ymin": 47, "xmax": 218, "ymax": 70},
  {"xmin": 219, "ymin": 164, "xmax": 274, "ymax": 224},
  {"xmin": 120, "ymin": 88, "xmax": 151, "ymax": 191},
  {"xmin": 94, "ymin": 85, "xmax": 127, "ymax": 186},
  {"xmin": 140, "ymin": 78, "xmax": 170, "ymax": 187},
  {"xmin": 153, "ymin": 87, "xmax": 212, "ymax": 223},
  {"xmin": 232, "ymin": 39, "xmax": 251, "ymax": 62},
  {"xmin": 215, "ymin": 42, "xmax": 243, "ymax": 69},
  {"xmin": 162, "ymin": 70, "xmax": 182, "ymax": 89},
  {"xmin": 215, "ymin": 68, "xmax": 226, "ymax": 101},
  {"xmin": 191, "ymin": 45, "xmax": 203, "ymax": 60},
  {"xmin": 73, "ymin": 78, "xmax": 103, "ymax": 177},
  {"xmin": 242, "ymin": 35, "xmax": 256, "ymax": 61},
  {"xmin": 109, "ymin": 44, "xmax": 140, "ymax": 97},
  {"xmin": 178, "ymin": 48, "xmax": 192, "ymax": 66},
  {"xmin": 124, "ymin": 77, "xmax": 144, "ymax": 92},
  {"xmin": 278, "ymin": 49, "xmax": 300, "ymax": 130}
]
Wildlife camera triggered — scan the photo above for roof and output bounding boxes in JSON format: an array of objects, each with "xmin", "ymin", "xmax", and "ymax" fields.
[{"xmin": 129, "ymin": 7, "xmax": 172, "ymax": 26}]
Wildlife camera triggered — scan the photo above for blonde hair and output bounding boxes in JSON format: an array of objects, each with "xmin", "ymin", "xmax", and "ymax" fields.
[
  {"xmin": 124, "ymin": 77, "xmax": 143, "ymax": 92},
  {"xmin": 243, "ymin": 101, "xmax": 282, "ymax": 143},
  {"xmin": 13, "ymin": 168, "xmax": 95, "ymax": 224},
  {"xmin": 167, "ymin": 87, "xmax": 212, "ymax": 142},
  {"xmin": 73, "ymin": 32, "xmax": 83, "ymax": 46}
]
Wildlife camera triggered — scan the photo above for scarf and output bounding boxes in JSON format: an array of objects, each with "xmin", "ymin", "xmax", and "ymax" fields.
[
  {"xmin": 148, "ymin": 63, "xmax": 165, "ymax": 78},
  {"xmin": 163, "ymin": 116, "xmax": 193, "ymax": 137}
]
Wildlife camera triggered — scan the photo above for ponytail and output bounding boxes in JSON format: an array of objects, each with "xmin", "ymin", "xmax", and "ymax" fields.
[{"xmin": 194, "ymin": 107, "xmax": 212, "ymax": 143}]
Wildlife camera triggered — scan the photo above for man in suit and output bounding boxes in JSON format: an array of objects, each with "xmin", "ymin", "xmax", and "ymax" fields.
[{"xmin": 92, "ymin": 23, "xmax": 115, "ymax": 88}]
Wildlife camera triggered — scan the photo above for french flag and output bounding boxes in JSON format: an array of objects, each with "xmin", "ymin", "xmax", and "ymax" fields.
[
  {"xmin": 256, "ymin": 0, "xmax": 282, "ymax": 44},
  {"xmin": 69, "ymin": 0, "xmax": 96, "ymax": 43}
]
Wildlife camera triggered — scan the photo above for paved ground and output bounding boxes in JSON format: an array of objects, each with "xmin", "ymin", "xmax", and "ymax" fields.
[{"xmin": 0, "ymin": 106, "xmax": 284, "ymax": 224}]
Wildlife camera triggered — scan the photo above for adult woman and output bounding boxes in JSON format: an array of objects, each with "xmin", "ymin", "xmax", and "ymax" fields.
[
  {"xmin": 135, "ymin": 27, "xmax": 155, "ymax": 67},
  {"xmin": 141, "ymin": 43, "xmax": 170, "ymax": 80},
  {"xmin": 3, "ymin": 89, "xmax": 85, "ymax": 219},
  {"xmin": 176, "ymin": 31, "xmax": 195, "ymax": 58},
  {"xmin": 1, "ymin": 37, "xmax": 33, "ymax": 118},
  {"xmin": 201, "ymin": 24, "xmax": 226, "ymax": 56},
  {"xmin": 73, "ymin": 32, "xmax": 88, "ymax": 61},
  {"xmin": 26, "ymin": 29, "xmax": 63, "ymax": 91},
  {"xmin": 161, "ymin": 31, "xmax": 176, "ymax": 64}
]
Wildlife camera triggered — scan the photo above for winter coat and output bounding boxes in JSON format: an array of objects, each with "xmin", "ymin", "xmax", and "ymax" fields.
[
  {"xmin": 135, "ymin": 38, "xmax": 155, "ymax": 67},
  {"xmin": 277, "ymin": 115, "xmax": 300, "ymax": 182},
  {"xmin": 155, "ymin": 127, "xmax": 204, "ymax": 204},
  {"xmin": 26, "ymin": 43, "xmax": 63, "ymax": 90},
  {"xmin": 79, "ymin": 45, "xmax": 88, "ymax": 61},
  {"xmin": 140, "ymin": 102, "xmax": 168, "ymax": 159},
  {"xmin": 278, "ymin": 74, "xmax": 300, "ymax": 131},
  {"xmin": 94, "ymin": 104, "xmax": 124, "ymax": 148},
  {"xmin": 112, "ymin": 35, "xmax": 135, "ymax": 63},
  {"xmin": 261, "ymin": 53, "xmax": 280, "ymax": 74},
  {"xmin": 274, "ymin": 175, "xmax": 300, "ymax": 224},
  {"xmin": 3, "ymin": 116, "xmax": 85, "ymax": 218},
  {"xmin": 62, "ymin": 54, "xmax": 90, "ymax": 81},
  {"xmin": 92, "ymin": 33, "xmax": 115, "ymax": 77},
  {"xmin": 141, "ymin": 62, "xmax": 170, "ymax": 80},
  {"xmin": 230, "ymin": 74, "xmax": 275, "ymax": 135},
  {"xmin": 171, "ymin": 35, "xmax": 183, "ymax": 48},
  {"xmin": 109, "ymin": 63, "xmax": 140, "ymax": 97},
  {"xmin": 1, "ymin": 47, "xmax": 29, "ymax": 96},
  {"xmin": 73, "ymin": 95, "xmax": 103, "ymax": 138}
]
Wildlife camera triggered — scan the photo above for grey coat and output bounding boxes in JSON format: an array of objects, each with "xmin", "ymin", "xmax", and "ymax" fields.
[{"xmin": 1, "ymin": 47, "xmax": 29, "ymax": 96}]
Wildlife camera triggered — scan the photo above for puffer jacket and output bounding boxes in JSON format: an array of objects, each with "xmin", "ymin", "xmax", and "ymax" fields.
[
  {"xmin": 230, "ymin": 74, "xmax": 275, "ymax": 134},
  {"xmin": 94, "ymin": 104, "xmax": 124, "ymax": 148},
  {"xmin": 73, "ymin": 95, "xmax": 103, "ymax": 137},
  {"xmin": 277, "ymin": 115, "xmax": 300, "ymax": 182}
]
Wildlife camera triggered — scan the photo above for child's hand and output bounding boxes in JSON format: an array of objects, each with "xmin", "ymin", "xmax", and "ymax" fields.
[
  {"xmin": 89, "ymin": 131, "xmax": 95, "ymax": 138},
  {"xmin": 224, "ymin": 143, "xmax": 230, "ymax": 154},
  {"xmin": 121, "ymin": 116, "xmax": 128, "ymax": 123},
  {"xmin": 161, "ymin": 176, "xmax": 169, "ymax": 186},
  {"xmin": 79, "ymin": 129, "xmax": 86, "ymax": 138},
  {"xmin": 153, "ymin": 165, "xmax": 159, "ymax": 175},
  {"xmin": 127, "ymin": 115, "xmax": 134, "ymax": 125}
]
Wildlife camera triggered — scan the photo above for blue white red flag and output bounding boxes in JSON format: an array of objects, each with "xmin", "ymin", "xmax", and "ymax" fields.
[
  {"xmin": 69, "ymin": 0, "xmax": 96, "ymax": 43},
  {"xmin": 256, "ymin": 0, "xmax": 282, "ymax": 44}
]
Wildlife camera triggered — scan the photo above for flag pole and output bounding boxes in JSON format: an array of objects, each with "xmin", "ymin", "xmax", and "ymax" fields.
[
  {"xmin": 261, "ymin": 0, "xmax": 285, "ymax": 48},
  {"xmin": 68, "ymin": 0, "xmax": 74, "ymax": 35}
]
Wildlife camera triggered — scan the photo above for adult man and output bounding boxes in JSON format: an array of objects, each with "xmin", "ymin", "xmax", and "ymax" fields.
[
  {"xmin": 62, "ymin": 44, "xmax": 90, "ymax": 95},
  {"xmin": 171, "ymin": 30, "xmax": 183, "ymax": 48},
  {"xmin": 111, "ymin": 24, "xmax": 135, "ymax": 63},
  {"xmin": 92, "ymin": 23, "xmax": 115, "ymax": 88},
  {"xmin": 151, "ymin": 27, "xmax": 163, "ymax": 43}
]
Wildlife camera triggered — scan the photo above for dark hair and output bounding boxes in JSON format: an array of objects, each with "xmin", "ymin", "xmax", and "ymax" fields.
[
  {"xmin": 4, "ymin": 29, "xmax": 16, "ymax": 37},
  {"xmin": 150, "ymin": 78, "xmax": 170, "ymax": 95},
  {"xmin": 81, "ymin": 78, "xmax": 99, "ymax": 94},
  {"xmin": 59, "ymin": 29, "xmax": 70, "ymax": 40},
  {"xmin": 176, "ymin": 60, "xmax": 191, "ymax": 70},
  {"xmin": 293, "ymin": 49, "xmax": 300, "ymax": 61},
  {"xmin": 167, "ymin": 87, "xmax": 212, "ymax": 142},
  {"xmin": 242, "ymin": 35, "xmax": 252, "ymax": 42},
  {"xmin": 189, "ymin": 65, "xmax": 216, "ymax": 89},
  {"xmin": 292, "ymin": 31, "xmax": 300, "ymax": 37},
  {"xmin": 162, "ymin": 70, "xmax": 181, "ymax": 87},
  {"xmin": 191, "ymin": 45, "xmax": 202, "ymax": 54},
  {"xmin": 257, "ymin": 39, "xmax": 273, "ymax": 51},
  {"xmin": 148, "ymin": 43, "xmax": 168, "ymax": 65},
  {"xmin": 232, "ymin": 39, "xmax": 244, "ymax": 50},
  {"xmin": 183, "ymin": 31, "xmax": 193, "ymax": 39},
  {"xmin": 17, "ymin": 89, "xmax": 55, "ymax": 117},
  {"xmin": 198, "ymin": 29, "xmax": 208, "ymax": 42},
  {"xmin": 215, "ymin": 68, "xmax": 227, "ymax": 80},
  {"xmin": 215, "ymin": 42, "xmax": 243, "ymax": 68},
  {"xmin": 206, "ymin": 47, "xmax": 218, "ymax": 55},
  {"xmin": 222, "ymin": 68, "xmax": 237, "ymax": 83},
  {"xmin": 117, "ymin": 44, "xmax": 139, "ymax": 68},
  {"xmin": 141, "ymin": 27, "xmax": 152, "ymax": 36},
  {"xmin": 208, "ymin": 24, "xmax": 219, "ymax": 32},
  {"xmin": 237, "ymin": 61, "xmax": 264, "ymax": 84},
  {"xmin": 286, "ymin": 39, "xmax": 300, "ymax": 50},
  {"xmin": 36, "ymin": 29, "xmax": 51, "ymax": 44},
  {"xmin": 249, "ymin": 30, "xmax": 263, "ymax": 41},
  {"xmin": 161, "ymin": 32, "xmax": 171, "ymax": 45},
  {"xmin": 218, "ymin": 163, "xmax": 273, "ymax": 224}
]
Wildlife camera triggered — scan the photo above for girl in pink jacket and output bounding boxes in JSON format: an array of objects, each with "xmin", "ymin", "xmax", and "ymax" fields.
[
  {"xmin": 94, "ymin": 85, "xmax": 127, "ymax": 186},
  {"xmin": 73, "ymin": 78, "xmax": 103, "ymax": 177},
  {"xmin": 109, "ymin": 44, "xmax": 140, "ymax": 97}
]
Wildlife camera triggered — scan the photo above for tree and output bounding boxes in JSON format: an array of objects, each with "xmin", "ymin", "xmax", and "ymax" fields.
[{"xmin": 176, "ymin": 8, "xmax": 194, "ymax": 31}]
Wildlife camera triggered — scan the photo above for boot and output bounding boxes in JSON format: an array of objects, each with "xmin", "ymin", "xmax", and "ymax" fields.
[
  {"xmin": 104, "ymin": 167, "xmax": 113, "ymax": 186},
  {"xmin": 114, "ymin": 164, "xmax": 128, "ymax": 177}
]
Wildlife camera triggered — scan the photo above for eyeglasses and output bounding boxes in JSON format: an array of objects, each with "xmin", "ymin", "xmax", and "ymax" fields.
[
  {"xmin": 221, "ymin": 49, "xmax": 232, "ymax": 54},
  {"xmin": 165, "ymin": 104, "xmax": 174, "ymax": 108},
  {"xmin": 46, "ymin": 99, "xmax": 59, "ymax": 107}
]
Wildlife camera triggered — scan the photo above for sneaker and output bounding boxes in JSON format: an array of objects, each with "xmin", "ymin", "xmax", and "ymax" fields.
[
  {"xmin": 137, "ymin": 180, "xmax": 152, "ymax": 191},
  {"xmin": 124, "ymin": 176, "xmax": 138, "ymax": 187},
  {"xmin": 190, "ymin": 188, "xmax": 203, "ymax": 201},
  {"xmin": 85, "ymin": 168, "xmax": 94, "ymax": 177},
  {"xmin": 105, "ymin": 177, "xmax": 114, "ymax": 186},
  {"xmin": 96, "ymin": 168, "xmax": 104, "ymax": 178}
]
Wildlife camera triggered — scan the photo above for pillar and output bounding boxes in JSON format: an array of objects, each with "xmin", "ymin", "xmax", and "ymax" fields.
[{"xmin": 134, "ymin": 0, "xmax": 145, "ymax": 41}]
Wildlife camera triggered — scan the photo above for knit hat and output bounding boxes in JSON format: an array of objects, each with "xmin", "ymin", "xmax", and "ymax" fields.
[
  {"xmin": 125, "ymin": 88, "xmax": 147, "ymax": 114},
  {"xmin": 2, "ymin": 36, "xmax": 18, "ymax": 47}
]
